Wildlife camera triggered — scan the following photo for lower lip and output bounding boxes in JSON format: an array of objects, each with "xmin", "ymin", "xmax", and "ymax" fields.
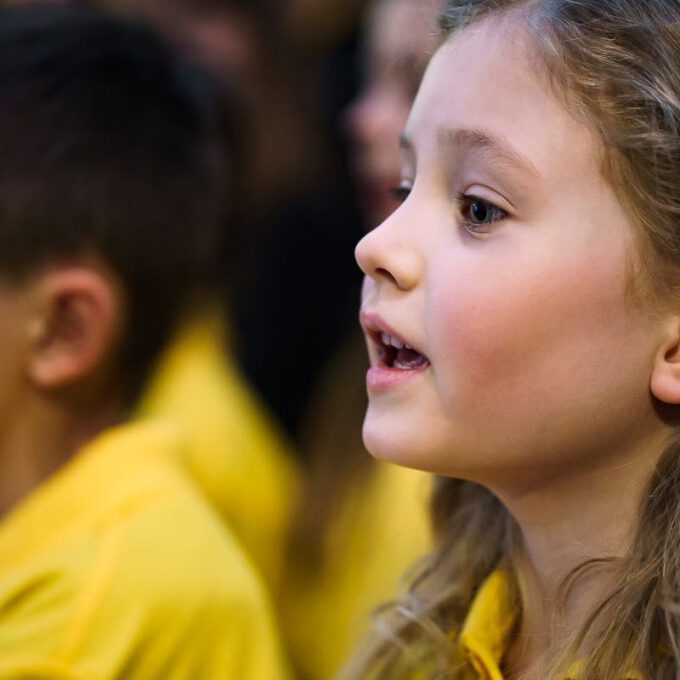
[{"xmin": 366, "ymin": 364, "xmax": 429, "ymax": 392}]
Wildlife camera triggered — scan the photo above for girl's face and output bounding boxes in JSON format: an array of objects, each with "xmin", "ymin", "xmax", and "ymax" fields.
[{"xmin": 356, "ymin": 16, "xmax": 669, "ymax": 490}]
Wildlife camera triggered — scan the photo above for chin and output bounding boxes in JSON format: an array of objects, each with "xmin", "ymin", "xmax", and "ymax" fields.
[
  {"xmin": 362, "ymin": 406, "xmax": 505, "ymax": 482},
  {"xmin": 361, "ymin": 408, "xmax": 441, "ymax": 472}
]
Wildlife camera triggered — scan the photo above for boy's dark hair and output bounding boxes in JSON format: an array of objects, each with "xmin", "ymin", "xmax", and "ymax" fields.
[{"xmin": 0, "ymin": 3, "xmax": 227, "ymax": 401}]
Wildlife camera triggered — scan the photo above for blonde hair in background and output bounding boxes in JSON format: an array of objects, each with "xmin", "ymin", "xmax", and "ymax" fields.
[{"xmin": 339, "ymin": 1, "xmax": 680, "ymax": 678}]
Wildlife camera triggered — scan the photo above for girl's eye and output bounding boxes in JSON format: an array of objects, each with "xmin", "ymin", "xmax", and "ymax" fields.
[
  {"xmin": 389, "ymin": 185, "xmax": 412, "ymax": 204},
  {"xmin": 456, "ymin": 193, "xmax": 508, "ymax": 231}
]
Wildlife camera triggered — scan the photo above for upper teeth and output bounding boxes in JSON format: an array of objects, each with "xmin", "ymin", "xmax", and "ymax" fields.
[{"xmin": 381, "ymin": 332, "xmax": 411, "ymax": 350}]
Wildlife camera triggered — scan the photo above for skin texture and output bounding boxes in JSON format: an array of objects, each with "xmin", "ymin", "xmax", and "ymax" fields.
[{"xmin": 356, "ymin": 14, "xmax": 680, "ymax": 677}]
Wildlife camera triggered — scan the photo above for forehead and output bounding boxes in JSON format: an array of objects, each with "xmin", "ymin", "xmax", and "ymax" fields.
[{"xmin": 404, "ymin": 14, "xmax": 600, "ymax": 186}]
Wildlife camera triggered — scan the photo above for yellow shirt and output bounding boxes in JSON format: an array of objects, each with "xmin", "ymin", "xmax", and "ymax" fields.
[
  {"xmin": 458, "ymin": 569, "xmax": 518, "ymax": 680},
  {"xmin": 282, "ymin": 462, "xmax": 432, "ymax": 680},
  {"xmin": 137, "ymin": 312, "xmax": 300, "ymax": 591},
  {"xmin": 0, "ymin": 421, "xmax": 291, "ymax": 680},
  {"xmin": 457, "ymin": 570, "xmax": 643, "ymax": 680}
]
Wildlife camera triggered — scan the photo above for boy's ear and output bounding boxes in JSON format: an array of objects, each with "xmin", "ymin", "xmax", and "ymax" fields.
[{"xmin": 27, "ymin": 268, "xmax": 121, "ymax": 390}]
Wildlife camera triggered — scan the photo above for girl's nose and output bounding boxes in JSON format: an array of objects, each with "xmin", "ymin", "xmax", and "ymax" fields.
[{"xmin": 355, "ymin": 224, "xmax": 422, "ymax": 292}]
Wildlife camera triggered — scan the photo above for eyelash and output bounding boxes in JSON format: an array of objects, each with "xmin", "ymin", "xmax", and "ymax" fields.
[
  {"xmin": 388, "ymin": 186, "xmax": 509, "ymax": 232},
  {"xmin": 455, "ymin": 192, "xmax": 508, "ymax": 232}
]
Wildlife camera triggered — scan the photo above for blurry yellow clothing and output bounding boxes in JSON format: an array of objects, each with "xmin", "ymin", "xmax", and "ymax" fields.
[
  {"xmin": 0, "ymin": 421, "xmax": 291, "ymax": 680},
  {"xmin": 138, "ymin": 312, "xmax": 300, "ymax": 590},
  {"xmin": 283, "ymin": 462, "xmax": 432, "ymax": 680}
]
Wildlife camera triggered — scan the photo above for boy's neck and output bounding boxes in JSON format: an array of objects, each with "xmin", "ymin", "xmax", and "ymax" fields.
[
  {"xmin": 497, "ymin": 426, "xmax": 672, "ymax": 678},
  {"xmin": 0, "ymin": 393, "xmax": 125, "ymax": 518}
]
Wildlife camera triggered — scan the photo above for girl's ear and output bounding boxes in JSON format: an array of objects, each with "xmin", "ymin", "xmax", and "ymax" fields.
[
  {"xmin": 650, "ymin": 321, "xmax": 680, "ymax": 405},
  {"xmin": 27, "ymin": 268, "xmax": 121, "ymax": 391}
]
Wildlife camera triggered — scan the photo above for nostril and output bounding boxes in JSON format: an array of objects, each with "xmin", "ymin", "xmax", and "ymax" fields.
[{"xmin": 376, "ymin": 267, "xmax": 398, "ymax": 286}]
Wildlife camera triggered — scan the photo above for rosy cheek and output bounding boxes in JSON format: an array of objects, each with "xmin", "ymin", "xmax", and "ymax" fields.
[
  {"xmin": 433, "ymin": 284, "xmax": 532, "ymax": 388},
  {"xmin": 430, "ymin": 258, "xmax": 628, "ymax": 405}
]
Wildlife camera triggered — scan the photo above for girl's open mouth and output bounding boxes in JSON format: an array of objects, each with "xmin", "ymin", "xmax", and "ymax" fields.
[{"xmin": 374, "ymin": 331, "xmax": 430, "ymax": 371}]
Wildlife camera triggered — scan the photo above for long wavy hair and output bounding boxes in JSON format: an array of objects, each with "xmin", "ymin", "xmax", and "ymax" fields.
[{"xmin": 338, "ymin": 1, "xmax": 680, "ymax": 678}]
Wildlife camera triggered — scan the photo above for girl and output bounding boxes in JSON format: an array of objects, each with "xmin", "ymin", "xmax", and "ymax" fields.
[{"xmin": 342, "ymin": 0, "xmax": 680, "ymax": 678}]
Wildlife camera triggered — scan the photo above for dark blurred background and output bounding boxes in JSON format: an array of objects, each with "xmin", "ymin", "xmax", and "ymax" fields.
[{"xmin": 94, "ymin": 0, "xmax": 371, "ymax": 444}]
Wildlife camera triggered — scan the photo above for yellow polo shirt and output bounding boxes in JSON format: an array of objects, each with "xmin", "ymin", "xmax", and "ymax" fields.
[
  {"xmin": 456, "ymin": 570, "xmax": 643, "ymax": 680},
  {"xmin": 457, "ymin": 569, "xmax": 518, "ymax": 680},
  {"xmin": 138, "ymin": 311, "xmax": 300, "ymax": 591},
  {"xmin": 0, "ymin": 421, "xmax": 291, "ymax": 680}
]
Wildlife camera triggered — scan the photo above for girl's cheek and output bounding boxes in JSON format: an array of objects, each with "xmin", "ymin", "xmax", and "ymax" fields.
[
  {"xmin": 430, "ymin": 203, "xmax": 635, "ymax": 406},
  {"xmin": 433, "ymin": 288, "xmax": 534, "ymax": 388},
  {"xmin": 431, "ymin": 260, "xmax": 626, "ymax": 395}
]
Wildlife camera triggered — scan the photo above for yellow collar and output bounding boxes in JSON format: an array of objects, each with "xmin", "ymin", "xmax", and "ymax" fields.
[
  {"xmin": 458, "ymin": 569, "xmax": 644, "ymax": 680},
  {"xmin": 459, "ymin": 569, "xmax": 517, "ymax": 680}
]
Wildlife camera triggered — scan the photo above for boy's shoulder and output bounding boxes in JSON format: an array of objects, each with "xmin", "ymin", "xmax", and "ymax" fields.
[
  {"xmin": 138, "ymin": 313, "xmax": 302, "ymax": 587},
  {"xmin": 0, "ymin": 421, "xmax": 289, "ymax": 680}
]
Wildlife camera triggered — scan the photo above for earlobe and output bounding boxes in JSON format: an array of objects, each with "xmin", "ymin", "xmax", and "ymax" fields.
[
  {"xmin": 650, "ymin": 322, "xmax": 680, "ymax": 405},
  {"xmin": 28, "ymin": 269, "xmax": 121, "ymax": 391}
]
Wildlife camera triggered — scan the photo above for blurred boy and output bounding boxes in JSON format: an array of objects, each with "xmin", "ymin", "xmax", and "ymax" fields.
[
  {"xmin": 0, "ymin": 4, "xmax": 289, "ymax": 678},
  {"xmin": 98, "ymin": 0, "xmax": 302, "ymax": 592}
]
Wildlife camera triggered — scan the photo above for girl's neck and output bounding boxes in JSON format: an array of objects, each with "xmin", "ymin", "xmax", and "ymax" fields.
[
  {"xmin": 495, "ymin": 428, "xmax": 670, "ymax": 678},
  {"xmin": 503, "ymin": 548, "xmax": 619, "ymax": 680}
]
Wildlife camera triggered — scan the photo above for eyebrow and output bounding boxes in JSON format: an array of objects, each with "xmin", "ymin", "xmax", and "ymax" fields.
[{"xmin": 400, "ymin": 127, "xmax": 539, "ymax": 179}]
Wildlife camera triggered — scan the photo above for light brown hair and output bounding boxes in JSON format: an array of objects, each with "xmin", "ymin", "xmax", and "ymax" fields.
[{"xmin": 339, "ymin": 1, "xmax": 680, "ymax": 678}]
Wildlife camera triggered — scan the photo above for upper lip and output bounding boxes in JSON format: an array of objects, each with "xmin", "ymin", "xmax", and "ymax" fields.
[{"xmin": 359, "ymin": 310, "xmax": 428, "ymax": 361}]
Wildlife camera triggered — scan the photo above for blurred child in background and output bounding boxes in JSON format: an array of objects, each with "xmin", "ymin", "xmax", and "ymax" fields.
[
  {"xmin": 280, "ymin": 2, "xmax": 442, "ymax": 678},
  {"xmin": 0, "ymin": 4, "xmax": 289, "ymax": 677},
  {"xmin": 91, "ymin": 0, "xmax": 303, "ymax": 593}
]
